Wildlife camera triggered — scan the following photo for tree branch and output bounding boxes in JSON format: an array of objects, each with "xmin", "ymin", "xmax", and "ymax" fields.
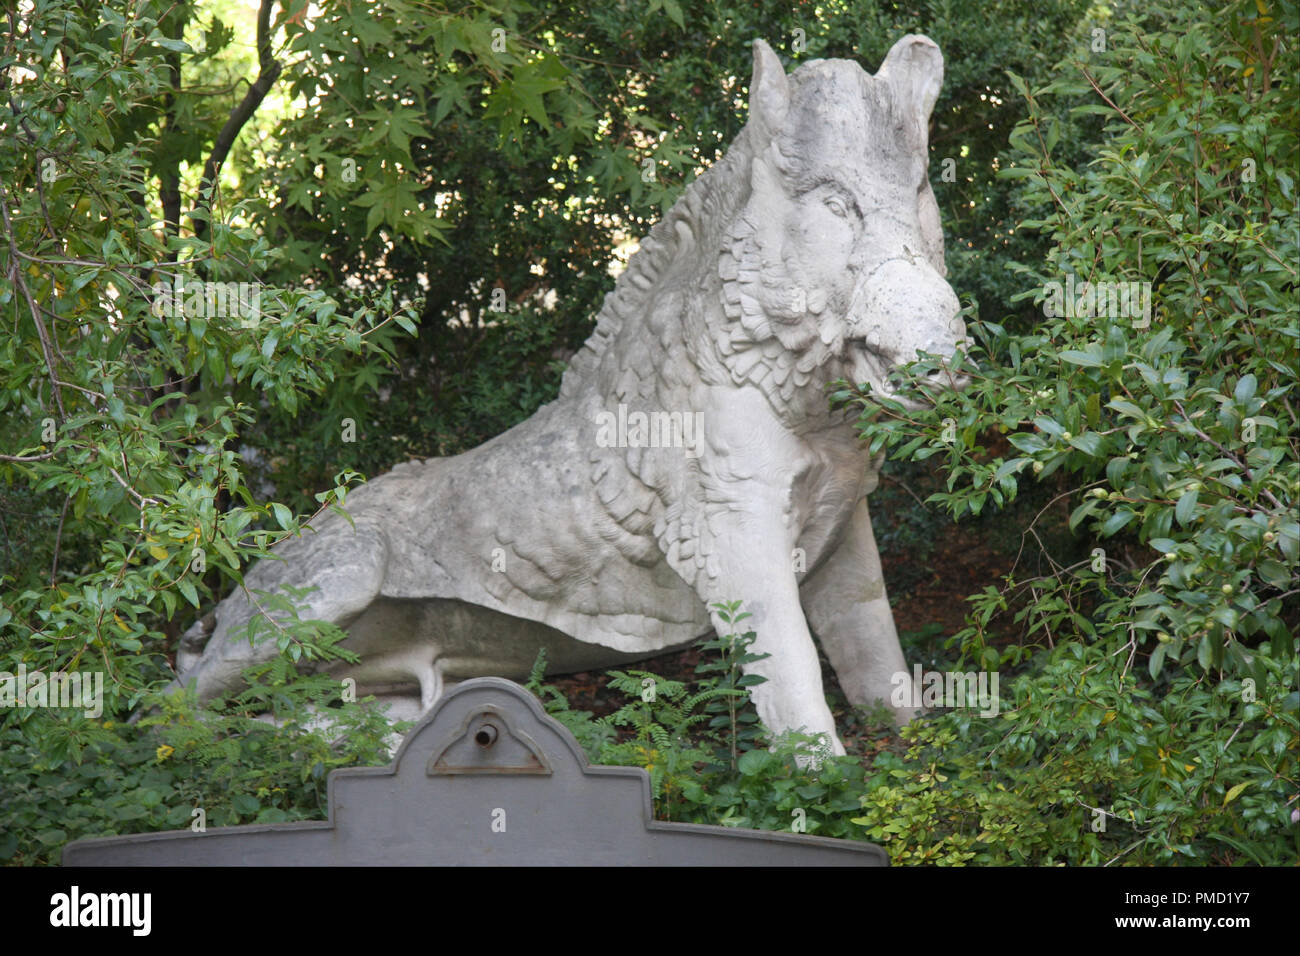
[
  {"xmin": 193, "ymin": 0, "xmax": 282, "ymax": 242},
  {"xmin": 0, "ymin": 450, "xmax": 58, "ymax": 462},
  {"xmin": 160, "ymin": 5, "xmax": 185, "ymax": 243},
  {"xmin": 0, "ymin": 184, "xmax": 66, "ymax": 421}
]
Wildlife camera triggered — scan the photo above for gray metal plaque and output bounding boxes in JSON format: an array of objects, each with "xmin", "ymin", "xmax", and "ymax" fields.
[{"xmin": 62, "ymin": 678, "xmax": 887, "ymax": 866}]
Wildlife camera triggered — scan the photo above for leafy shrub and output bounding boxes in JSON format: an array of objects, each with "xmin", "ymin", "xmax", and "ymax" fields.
[
  {"xmin": 526, "ymin": 599, "xmax": 1297, "ymax": 864},
  {"xmin": 0, "ymin": 648, "xmax": 401, "ymax": 867},
  {"xmin": 0, "ymin": 0, "xmax": 419, "ymax": 725},
  {"xmin": 854, "ymin": 640, "xmax": 1297, "ymax": 865},
  {"xmin": 837, "ymin": 0, "xmax": 1298, "ymax": 864},
  {"xmin": 525, "ymin": 604, "xmax": 885, "ymax": 841}
]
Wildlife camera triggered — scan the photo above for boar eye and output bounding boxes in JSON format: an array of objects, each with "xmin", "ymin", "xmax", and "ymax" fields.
[{"xmin": 824, "ymin": 196, "xmax": 849, "ymax": 218}]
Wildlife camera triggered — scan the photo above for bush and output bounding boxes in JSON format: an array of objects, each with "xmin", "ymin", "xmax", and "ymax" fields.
[
  {"xmin": 526, "ymin": 599, "xmax": 1297, "ymax": 864},
  {"xmin": 525, "ymin": 604, "xmax": 883, "ymax": 841},
  {"xmin": 0, "ymin": 653, "xmax": 401, "ymax": 866},
  {"xmin": 839, "ymin": 0, "xmax": 1298, "ymax": 864}
]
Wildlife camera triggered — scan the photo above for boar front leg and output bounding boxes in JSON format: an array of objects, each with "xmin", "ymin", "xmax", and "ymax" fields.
[
  {"xmin": 800, "ymin": 495, "xmax": 920, "ymax": 725},
  {"xmin": 659, "ymin": 387, "xmax": 845, "ymax": 756},
  {"xmin": 686, "ymin": 501, "xmax": 846, "ymax": 758}
]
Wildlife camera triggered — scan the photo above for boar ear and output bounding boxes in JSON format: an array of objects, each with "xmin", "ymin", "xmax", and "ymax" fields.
[
  {"xmin": 877, "ymin": 34, "xmax": 944, "ymax": 126},
  {"xmin": 748, "ymin": 39, "xmax": 789, "ymax": 142}
]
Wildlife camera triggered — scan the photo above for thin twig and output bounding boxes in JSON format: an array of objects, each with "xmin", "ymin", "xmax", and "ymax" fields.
[{"xmin": 49, "ymin": 491, "xmax": 71, "ymax": 586}]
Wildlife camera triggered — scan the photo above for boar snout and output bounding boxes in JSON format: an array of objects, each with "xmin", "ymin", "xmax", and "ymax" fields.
[{"xmin": 851, "ymin": 258, "xmax": 961, "ymax": 359}]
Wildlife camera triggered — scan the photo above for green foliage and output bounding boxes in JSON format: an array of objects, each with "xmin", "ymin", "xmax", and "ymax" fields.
[
  {"xmin": 524, "ymin": 601, "xmax": 1297, "ymax": 864},
  {"xmin": 243, "ymin": 0, "xmax": 1091, "ymax": 510},
  {"xmin": 594, "ymin": 669, "xmax": 728, "ymax": 810},
  {"xmin": 523, "ymin": 647, "xmax": 617, "ymax": 760},
  {"xmin": 0, "ymin": 0, "xmax": 418, "ymax": 721},
  {"xmin": 694, "ymin": 601, "xmax": 770, "ymax": 773},
  {"xmin": 0, "ymin": 1, "xmax": 418, "ymax": 865},
  {"xmin": 0, "ymin": 649, "xmax": 402, "ymax": 867},
  {"xmin": 856, "ymin": 640, "xmax": 1298, "ymax": 865},
  {"xmin": 837, "ymin": 0, "xmax": 1299, "ymax": 864},
  {"xmin": 526, "ymin": 604, "xmax": 877, "ymax": 840}
]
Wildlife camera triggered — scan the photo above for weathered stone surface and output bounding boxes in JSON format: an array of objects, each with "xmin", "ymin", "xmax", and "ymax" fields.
[
  {"xmin": 66, "ymin": 678, "xmax": 887, "ymax": 865},
  {"xmin": 174, "ymin": 36, "xmax": 967, "ymax": 755}
]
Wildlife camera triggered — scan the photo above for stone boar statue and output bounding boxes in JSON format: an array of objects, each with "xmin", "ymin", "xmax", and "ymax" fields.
[{"xmin": 175, "ymin": 35, "xmax": 967, "ymax": 755}]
